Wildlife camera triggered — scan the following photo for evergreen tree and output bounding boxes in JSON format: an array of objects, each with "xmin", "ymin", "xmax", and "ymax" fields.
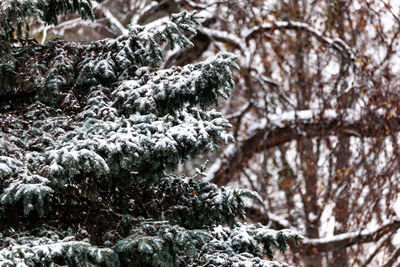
[{"xmin": 0, "ymin": 1, "xmax": 301, "ymax": 266}]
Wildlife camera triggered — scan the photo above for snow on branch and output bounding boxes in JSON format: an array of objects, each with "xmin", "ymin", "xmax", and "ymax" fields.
[
  {"xmin": 363, "ymin": 231, "xmax": 397, "ymax": 266},
  {"xmin": 114, "ymin": 220, "xmax": 301, "ymax": 267},
  {"xmin": 112, "ymin": 52, "xmax": 239, "ymax": 116},
  {"xmin": 198, "ymin": 26, "xmax": 244, "ymax": 52},
  {"xmin": 245, "ymin": 20, "xmax": 355, "ymax": 60},
  {"xmin": 382, "ymin": 246, "xmax": 400, "ymax": 267},
  {"xmin": 303, "ymin": 219, "xmax": 400, "ymax": 251},
  {"xmin": 198, "ymin": 19, "xmax": 357, "ymax": 101},
  {"xmin": 102, "ymin": 8, "xmax": 128, "ymax": 35},
  {"xmin": 209, "ymin": 108, "xmax": 400, "ymax": 185},
  {"xmin": 0, "ymin": 236, "xmax": 118, "ymax": 266},
  {"xmin": 182, "ymin": 0, "xmax": 230, "ymax": 10},
  {"xmin": 198, "ymin": 19, "xmax": 355, "ymax": 62}
]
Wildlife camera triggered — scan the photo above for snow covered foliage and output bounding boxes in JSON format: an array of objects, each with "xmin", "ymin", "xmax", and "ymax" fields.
[
  {"xmin": 0, "ymin": 1, "xmax": 301, "ymax": 266},
  {"xmin": 0, "ymin": 234, "xmax": 119, "ymax": 266},
  {"xmin": 115, "ymin": 221, "xmax": 301, "ymax": 267}
]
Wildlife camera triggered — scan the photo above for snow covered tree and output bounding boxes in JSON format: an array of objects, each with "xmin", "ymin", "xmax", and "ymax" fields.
[
  {"xmin": 0, "ymin": 1, "xmax": 302, "ymax": 266},
  {"xmin": 40, "ymin": 1, "xmax": 400, "ymax": 265}
]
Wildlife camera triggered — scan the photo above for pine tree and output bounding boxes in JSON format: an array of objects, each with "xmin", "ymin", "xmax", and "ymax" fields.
[{"xmin": 0, "ymin": 1, "xmax": 302, "ymax": 266}]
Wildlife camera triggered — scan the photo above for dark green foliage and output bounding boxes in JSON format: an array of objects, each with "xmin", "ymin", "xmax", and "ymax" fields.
[
  {"xmin": 124, "ymin": 176, "xmax": 261, "ymax": 229},
  {"xmin": 115, "ymin": 222, "xmax": 211, "ymax": 267}
]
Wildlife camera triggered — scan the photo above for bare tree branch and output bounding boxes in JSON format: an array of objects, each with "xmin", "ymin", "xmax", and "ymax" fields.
[
  {"xmin": 383, "ymin": 246, "xmax": 400, "ymax": 267},
  {"xmin": 303, "ymin": 220, "xmax": 400, "ymax": 251},
  {"xmin": 198, "ymin": 26, "xmax": 244, "ymax": 52},
  {"xmin": 102, "ymin": 8, "xmax": 128, "ymax": 34},
  {"xmin": 209, "ymin": 109, "xmax": 400, "ymax": 185},
  {"xmin": 363, "ymin": 231, "xmax": 397, "ymax": 267},
  {"xmin": 245, "ymin": 20, "xmax": 355, "ymax": 60}
]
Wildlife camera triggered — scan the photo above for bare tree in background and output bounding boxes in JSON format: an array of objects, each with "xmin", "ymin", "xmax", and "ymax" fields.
[{"xmin": 35, "ymin": 0, "xmax": 400, "ymax": 265}]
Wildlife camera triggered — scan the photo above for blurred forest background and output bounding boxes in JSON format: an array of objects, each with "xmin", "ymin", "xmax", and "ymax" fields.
[{"xmin": 29, "ymin": 0, "xmax": 400, "ymax": 266}]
